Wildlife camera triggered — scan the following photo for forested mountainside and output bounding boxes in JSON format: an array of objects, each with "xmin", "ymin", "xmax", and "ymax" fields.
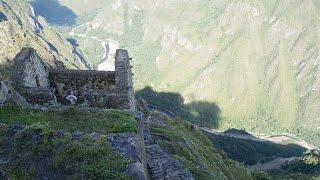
[
  {"xmin": 0, "ymin": 0, "xmax": 91, "ymax": 81},
  {"xmin": 0, "ymin": 1, "xmax": 319, "ymax": 179},
  {"xmin": 29, "ymin": 0, "xmax": 320, "ymax": 147}
]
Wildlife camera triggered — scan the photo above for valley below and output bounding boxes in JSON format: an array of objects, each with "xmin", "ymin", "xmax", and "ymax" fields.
[
  {"xmin": 38, "ymin": 0, "xmax": 320, "ymax": 149},
  {"xmin": 0, "ymin": 0, "xmax": 320, "ymax": 179},
  {"xmin": 68, "ymin": 24, "xmax": 119, "ymax": 71}
]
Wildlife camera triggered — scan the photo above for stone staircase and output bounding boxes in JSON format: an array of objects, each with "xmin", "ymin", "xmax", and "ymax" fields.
[{"xmin": 140, "ymin": 115, "xmax": 194, "ymax": 180}]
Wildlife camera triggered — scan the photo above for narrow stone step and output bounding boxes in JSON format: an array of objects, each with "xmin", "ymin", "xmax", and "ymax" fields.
[{"xmin": 140, "ymin": 116, "xmax": 194, "ymax": 180}]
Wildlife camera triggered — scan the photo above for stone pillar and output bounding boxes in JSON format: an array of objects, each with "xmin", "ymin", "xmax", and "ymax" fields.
[{"xmin": 115, "ymin": 49, "xmax": 136, "ymax": 112}]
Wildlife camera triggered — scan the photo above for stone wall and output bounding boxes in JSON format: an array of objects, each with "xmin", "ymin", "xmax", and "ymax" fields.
[
  {"xmin": 49, "ymin": 49, "xmax": 136, "ymax": 110},
  {"xmin": 82, "ymin": 92, "xmax": 130, "ymax": 109},
  {"xmin": 49, "ymin": 70, "xmax": 116, "ymax": 106},
  {"xmin": 11, "ymin": 48, "xmax": 56, "ymax": 105},
  {"xmin": 11, "ymin": 48, "xmax": 135, "ymax": 111},
  {"xmin": 115, "ymin": 49, "xmax": 136, "ymax": 112},
  {"xmin": 12, "ymin": 48, "xmax": 50, "ymax": 91}
]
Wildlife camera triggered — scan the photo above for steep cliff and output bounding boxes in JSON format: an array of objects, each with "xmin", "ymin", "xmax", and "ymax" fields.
[{"xmin": 0, "ymin": 0, "xmax": 91, "ymax": 80}]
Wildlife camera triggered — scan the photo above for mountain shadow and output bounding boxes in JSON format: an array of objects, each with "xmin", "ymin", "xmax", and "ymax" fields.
[
  {"xmin": 204, "ymin": 129, "xmax": 307, "ymax": 166},
  {"xmin": 0, "ymin": 11, "xmax": 8, "ymax": 22},
  {"xmin": 31, "ymin": 0, "xmax": 76, "ymax": 26},
  {"xmin": 67, "ymin": 38, "xmax": 79, "ymax": 47},
  {"xmin": 136, "ymin": 86, "xmax": 221, "ymax": 128}
]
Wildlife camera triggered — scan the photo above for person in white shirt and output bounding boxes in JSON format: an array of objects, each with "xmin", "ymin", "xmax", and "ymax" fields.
[{"xmin": 66, "ymin": 91, "xmax": 77, "ymax": 105}]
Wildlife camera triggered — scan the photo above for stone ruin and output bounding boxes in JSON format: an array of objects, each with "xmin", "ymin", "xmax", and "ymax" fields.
[{"xmin": 11, "ymin": 48, "xmax": 136, "ymax": 112}]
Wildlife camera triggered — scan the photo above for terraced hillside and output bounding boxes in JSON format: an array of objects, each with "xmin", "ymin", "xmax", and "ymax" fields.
[{"xmin": 26, "ymin": 0, "xmax": 320, "ymax": 147}]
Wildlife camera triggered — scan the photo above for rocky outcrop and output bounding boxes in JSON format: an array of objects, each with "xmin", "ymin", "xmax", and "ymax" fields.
[
  {"xmin": 108, "ymin": 133, "xmax": 140, "ymax": 161},
  {"xmin": 0, "ymin": 81, "xmax": 29, "ymax": 107},
  {"xmin": 108, "ymin": 133, "xmax": 148, "ymax": 180}
]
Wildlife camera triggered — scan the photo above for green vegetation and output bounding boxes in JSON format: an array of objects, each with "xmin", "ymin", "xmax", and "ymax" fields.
[
  {"xmin": 0, "ymin": 63, "xmax": 12, "ymax": 80},
  {"xmin": 303, "ymin": 150, "xmax": 320, "ymax": 166},
  {"xmin": 0, "ymin": 123, "xmax": 130, "ymax": 179},
  {"xmin": 150, "ymin": 116, "xmax": 252, "ymax": 179},
  {"xmin": 0, "ymin": 105, "xmax": 137, "ymax": 179},
  {"xmin": 205, "ymin": 132, "xmax": 306, "ymax": 165},
  {"xmin": 269, "ymin": 158, "xmax": 320, "ymax": 179},
  {"xmin": 251, "ymin": 171, "xmax": 272, "ymax": 180},
  {"xmin": 42, "ymin": 0, "xmax": 320, "ymax": 149},
  {"xmin": 0, "ymin": 105, "xmax": 138, "ymax": 134}
]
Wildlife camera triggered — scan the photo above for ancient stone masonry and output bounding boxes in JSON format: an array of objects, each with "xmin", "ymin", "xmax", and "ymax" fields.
[
  {"xmin": 12, "ymin": 48, "xmax": 56, "ymax": 105},
  {"xmin": 140, "ymin": 114, "xmax": 195, "ymax": 180},
  {"xmin": 115, "ymin": 49, "xmax": 136, "ymax": 112},
  {"xmin": 49, "ymin": 70, "xmax": 118, "ymax": 108},
  {"xmin": 11, "ymin": 48, "xmax": 136, "ymax": 111}
]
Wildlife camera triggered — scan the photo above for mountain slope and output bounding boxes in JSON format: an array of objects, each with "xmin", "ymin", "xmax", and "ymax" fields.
[
  {"xmin": 0, "ymin": 0, "xmax": 91, "ymax": 80},
  {"xmin": 29, "ymin": 0, "xmax": 320, "ymax": 147}
]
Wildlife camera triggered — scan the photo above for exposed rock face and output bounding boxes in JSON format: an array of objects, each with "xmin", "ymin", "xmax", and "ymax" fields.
[
  {"xmin": 108, "ymin": 133, "xmax": 140, "ymax": 161},
  {"xmin": 6, "ymin": 88, "xmax": 30, "ymax": 108},
  {"xmin": 0, "ymin": 0, "xmax": 91, "ymax": 69},
  {"xmin": 0, "ymin": 81, "xmax": 29, "ymax": 107},
  {"xmin": 108, "ymin": 133, "xmax": 148, "ymax": 180}
]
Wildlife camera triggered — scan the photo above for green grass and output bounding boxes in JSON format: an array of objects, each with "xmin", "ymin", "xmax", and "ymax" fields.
[
  {"xmin": 0, "ymin": 63, "xmax": 12, "ymax": 80},
  {"xmin": 150, "ymin": 117, "xmax": 252, "ymax": 180},
  {"xmin": 0, "ymin": 105, "xmax": 138, "ymax": 134},
  {"xmin": 0, "ymin": 123, "xmax": 130, "ymax": 179}
]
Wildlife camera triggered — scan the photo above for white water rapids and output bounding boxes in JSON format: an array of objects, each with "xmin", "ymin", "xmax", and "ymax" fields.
[{"xmin": 69, "ymin": 25, "xmax": 119, "ymax": 71}]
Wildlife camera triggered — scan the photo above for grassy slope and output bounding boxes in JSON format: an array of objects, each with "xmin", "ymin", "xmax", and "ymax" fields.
[
  {"xmin": 150, "ymin": 114, "xmax": 252, "ymax": 180},
  {"xmin": 0, "ymin": 105, "xmax": 138, "ymax": 179},
  {"xmin": 0, "ymin": 123, "xmax": 131, "ymax": 179},
  {"xmin": 0, "ymin": 105, "xmax": 138, "ymax": 134},
  {"xmin": 0, "ymin": 106, "xmax": 253, "ymax": 179}
]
